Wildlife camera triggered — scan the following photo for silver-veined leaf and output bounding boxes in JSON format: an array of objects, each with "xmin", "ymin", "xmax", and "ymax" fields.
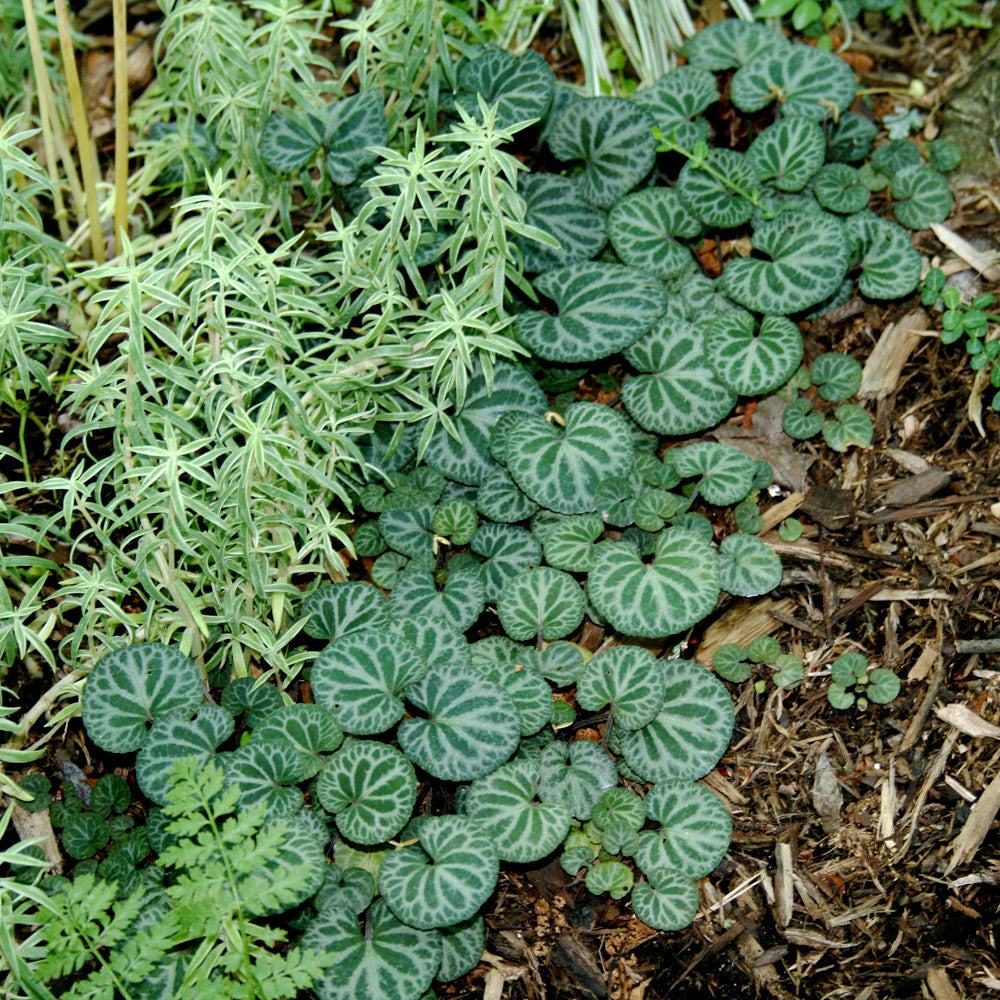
[
  {"xmin": 475, "ymin": 469, "xmax": 539, "ymax": 523},
  {"xmin": 517, "ymin": 173, "xmax": 607, "ymax": 273},
  {"xmin": 300, "ymin": 582, "xmax": 390, "ymax": 642},
  {"xmin": 844, "ymin": 211, "xmax": 921, "ymax": 300},
  {"xmin": 677, "ymin": 150, "xmax": 759, "ymax": 228},
  {"xmin": 540, "ymin": 514, "xmax": 604, "ymax": 573},
  {"xmin": 318, "ymin": 90, "xmax": 387, "ymax": 185},
  {"xmin": 585, "ymin": 860, "xmax": 634, "ymax": 899},
  {"xmin": 538, "ymin": 740, "xmax": 617, "ymax": 821},
  {"xmin": 219, "ymin": 676, "xmax": 283, "ymax": 728},
  {"xmin": 822, "ymin": 403, "xmax": 873, "ymax": 451},
  {"xmin": 454, "ymin": 45, "xmax": 555, "ymax": 131},
  {"xmin": 576, "ymin": 646, "xmax": 667, "ymax": 731},
  {"xmin": 705, "ymin": 309, "xmax": 803, "ymax": 397},
  {"xmin": 631, "ymin": 868, "xmax": 700, "ymax": 931},
  {"xmin": 225, "ymin": 739, "xmax": 312, "ymax": 817},
  {"xmin": 592, "ymin": 787, "xmax": 646, "ymax": 832},
  {"xmin": 314, "ymin": 864, "xmax": 376, "ymax": 915},
  {"xmin": 259, "ymin": 112, "xmax": 320, "ymax": 173},
  {"xmin": 378, "ymin": 500, "xmax": 436, "ymax": 558},
  {"xmin": 471, "ymin": 522, "xmax": 542, "ymax": 601},
  {"xmin": 781, "ymin": 397, "xmax": 823, "ymax": 439},
  {"xmin": 746, "ymin": 117, "xmax": 825, "ymax": 193},
  {"xmin": 718, "ymin": 533, "xmax": 783, "ymax": 597},
  {"xmin": 438, "ymin": 917, "xmax": 486, "ymax": 982},
  {"xmin": 670, "ymin": 442, "xmax": 757, "ymax": 505},
  {"xmin": 497, "ymin": 566, "xmax": 586, "ymax": 642},
  {"xmin": 469, "ymin": 639, "xmax": 553, "ymax": 736},
  {"xmin": 812, "ymin": 163, "xmax": 869, "ymax": 214},
  {"xmin": 536, "ymin": 640, "xmax": 586, "ymax": 685},
  {"xmin": 828, "ymin": 112, "xmax": 878, "ymax": 163},
  {"xmin": 607, "ymin": 188, "xmax": 702, "ymax": 279},
  {"xmin": 632, "ymin": 66, "xmax": 716, "ymax": 149},
  {"xmin": 388, "ymin": 568, "xmax": 486, "ymax": 632},
  {"xmin": 809, "ymin": 352, "xmax": 862, "ymax": 401},
  {"xmin": 891, "ymin": 164, "xmax": 953, "ymax": 230},
  {"xmin": 682, "ymin": 19, "xmax": 789, "ymax": 70},
  {"xmin": 251, "ymin": 704, "xmax": 343, "ymax": 779},
  {"xmin": 433, "ymin": 498, "xmax": 479, "ymax": 545}
]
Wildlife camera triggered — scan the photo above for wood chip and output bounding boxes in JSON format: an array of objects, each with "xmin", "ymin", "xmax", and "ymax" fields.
[
  {"xmin": 934, "ymin": 703, "xmax": 1000, "ymax": 739},
  {"xmin": 812, "ymin": 751, "xmax": 843, "ymax": 834},
  {"xmin": 882, "ymin": 468, "xmax": 952, "ymax": 507},
  {"xmin": 10, "ymin": 802, "xmax": 62, "ymax": 872},
  {"xmin": 907, "ymin": 644, "xmax": 940, "ymax": 681},
  {"xmin": 885, "ymin": 448, "xmax": 933, "ymax": 474},
  {"xmin": 837, "ymin": 586, "xmax": 951, "ymax": 601},
  {"xmin": 945, "ymin": 772, "xmax": 1000, "ymax": 875},
  {"xmin": 774, "ymin": 842, "xmax": 794, "ymax": 929},
  {"xmin": 695, "ymin": 597, "xmax": 795, "ymax": 667},
  {"xmin": 929, "ymin": 223, "xmax": 1000, "ymax": 280},
  {"xmin": 926, "ymin": 966, "xmax": 962, "ymax": 1000},
  {"xmin": 859, "ymin": 309, "xmax": 931, "ymax": 400},
  {"xmin": 760, "ymin": 491, "xmax": 805, "ymax": 533}
]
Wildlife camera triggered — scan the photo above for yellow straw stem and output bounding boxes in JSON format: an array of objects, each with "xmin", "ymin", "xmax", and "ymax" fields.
[
  {"xmin": 54, "ymin": 0, "xmax": 105, "ymax": 263},
  {"xmin": 112, "ymin": 0, "xmax": 129, "ymax": 256}
]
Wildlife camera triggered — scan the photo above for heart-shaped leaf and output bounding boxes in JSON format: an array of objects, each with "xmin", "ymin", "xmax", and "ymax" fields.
[
  {"xmin": 433, "ymin": 499, "xmax": 479, "ymax": 545},
  {"xmin": 891, "ymin": 164, "xmax": 953, "ymax": 230},
  {"xmin": 311, "ymin": 629, "xmax": 427, "ymax": 735},
  {"xmin": 90, "ymin": 774, "xmax": 129, "ymax": 818},
  {"xmin": 746, "ymin": 117, "xmax": 825, "ymax": 192},
  {"xmin": 622, "ymin": 321, "xmax": 737, "ymax": 436},
  {"xmin": 845, "ymin": 212, "xmax": 921, "ymax": 300},
  {"xmin": 506, "ymin": 403, "xmax": 634, "ymax": 514},
  {"xmin": 399, "ymin": 663, "xmax": 521, "ymax": 781},
  {"xmin": 251, "ymin": 704, "xmax": 344, "ymax": 778},
  {"xmin": 302, "ymin": 900, "xmax": 441, "ymax": 1000},
  {"xmin": 497, "ymin": 566, "xmax": 586, "ymax": 642},
  {"xmin": 607, "ymin": 188, "xmax": 702, "ymax": 280},
  {"xmin": 810, "ymin": 352, "xmax": 862, "ymax": 401},
  {"xmin": 538, "ymin": 740, "xmax": 617, "ymax": 821},
  {"xmin": 514, "ymin": 262, "xmax": 666, "ymax": 363},
  {"xmin": 712, "ymin": 643, "xmax": 752, "ymax": 682},
  {"xmin": 718, "ymin": 534, "xmax": 783, "ymax": 597},
  {"xmin": 388, "ymin": 568, "xmax": 486, "ymax": 632},
  {"xmin": 314, "ymin": 864, "xmax": 377, "ymax": 915},
  {"xmin": 622, "ymin": 659, "xmax": 734, "ymax": 781},
  {"xmin": 822, "ymin": 403, "xmax": 873, "ymax": 451},
  {"xmin": 225, "ymin": 739, "xmax": 311, "ymax": 817},
  {"xmin": 380, "ymin": 815, "xmax": 499, "ymax": 929},
  {"xmin": 586, "ymin": 529, "xmax": 720, "ymax": 639},
  {"xmin": 812, "ymin": 163, "xmax": 869, "ymax": 214},
  {"xmin": 536, "ymin": 640, "xmax": 587, "ymax": 685},
  {"xmin": 422, "ymin": 361, "xmax": 548, "ymax": 486},
  {"xmin": 315, "ymin": 741, "xmax": 417, "ymax": 846},
  {"xmin": 670, "ymin": 442, "xmax": 758, "ymax": 506},
  {"xmin": 300, "ymin": 582, "xmax": 390, "ymax": 642},
  {"xmin": 135, "ymin": 704, "xmax": 234, "ymax": 805},
  {"xmin": 465, "ymin": 759, "xmax": 572, "ymax": 862},
  {"xmin": 781, "ymin": 397, "xmax": 823, "ymax": 439},
  {"xmin": 828, "ymin": 112, "xmax": 878, "ymax": 163},
  {"xmin": 516, "ymin": 173, "xmax": 607, "ymax": 273},
  {"xmin": 730, "ymin": 46, "xmax": 856, "ymax": 120},
  {"xmin": 259, "ymin": 112, "xmax": 320, "ymax": 173},
  {"xmin": 475, "ymin": 469, "xmax": 539, "ymax": 523},
  {"xmin": 439, "ymin": 917, "xmax": 486, "ymax": 983},
  {"xmin": 720, "ymin": 211, "xmax": 850, "ymax": 314},
  {"xmin": 682, "ymin": 19, "xmax": 790, "ymax": 70},
  {"xmin": 378, "ymin": 499, "xmax": 436, "ymax": 558},
  {"xmin": 632, "ymin": 489, "xmax": 689, "ymax": 533},
  {"xmin": 871, "ymin": 139, "xmax": 920, "ymax": 176},
  {"xmin": 632, "ymin": 65, "xmax": 717, "ymax": 149},
  {"xmin": 586, "ymin": 860, "xmax": 634, "ymax": 899},
  {"xmin": 631, "ymin": 867, "xmax": 700, "ymax": 931},
  {"xmin": 576, "ymin": 646, "xmax": 667, "ymax": 731},
  {"xmin": 220, "ymin": 676, "xmax": 284, "ymax": 727},
  {"xmin": 677, "ymin": 150, "xmax": 760, "ymax": 228},
  {"xmin": 318, "ymin": 90, "xmax": 387, "ymax": 185},
  {"xmin": 705, "ymin": 309, "xmax": 803, "ymax": 397},
  {"xmin": 866, "ymin": 668, "xmax": 900, "ymax": 704},
  {"xmin": 454, "ymin": 45, "xmax": 555, "ymax": 131},
  {"xmin": 634, "ymin": 781, "xmax": 731, "ymax": 879},
  {"xmin": 546, "ymin": 97, "xmax": 656, "ymax": 208},
  {"xmin": 61, "ymin": 812, "xmax": 111, "ymax": 859},
  {"xmin": 592, "ymin": 787, "xmax": 646, "ymax": 832},
  {"xmin": 82, "ymin": 643, "xmax": 205, "ymax": 754},
  {"xmin": 470, "ymin": 639, "xmax": 553, "ymax": 736},
  {"xmin": 540, "ymin": 514, "xmax": 604, "ymax": 573},
  {"xmin": 471, "ymin": 522, "xmax": 542, "ymax": 601}
]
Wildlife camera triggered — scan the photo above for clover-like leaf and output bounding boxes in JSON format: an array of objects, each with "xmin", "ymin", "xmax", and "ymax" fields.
[
  {"xmin": 705, "ymin": 309, "xmax": 803, "ymax": 397},
  {"xmin": 399, "ymin": 663, "xmax": 521, "ymax": 781},
  {"xmin": 670, "ymin": 442, "xmax": 757, "ymax": 506},
  {"xmin": 439, "ymin": 917, "xmax": 487, "ymax": 983},
  {"xmin": 845, "ymin": 212, "xmax": 921, "ymax": 300},
  {"xmin": 730, "ymin": 45, "xmax": 856, "ymax": 120},
  {"xmin": 517, "ymin": 173, "xmax": 607, "ymax": 273},
  {"xmin": 720, "ymin": 211, "xmax": 850, "ymax": 314},
  {"xmin": 622, "ymin": 659, "xmax": 734, "ymax": 782},
  {"xmin": 315, "ymin": 742, "xmax": 416, "ymax": 846},
  {"xmin": 498, "ymin": 566, "xmax": 586, "ymax": 642},
  {"xmin": 812, "ymin": 163, "xmax": 869, "ymax": 214},
  {"xmin": 82, "ymin": 643, "xmax": 205, "ymax": 754},
  {"xmin": 471, "ymin": 522, "xmax": 542, "ymax": 601},
  {"xmin": 576, "ymin": 646, "xmax": 667, "ymax": 731},
  {"xmin": 514, "ymin": 263, "xmax": 666, "ymax": 363},
  {"xmin": 781, "ymin": 397, "xmax": 823, "ymax": 439},
  {"xmin": 465, "ymin": 759, "xmax": 572, "ymax": 863},
  {"xmin": 682, "ymin": 19, "xmax": 789, "ymax": 70},
  {"xmin": 476, "ymin": 469, "xmax": 539, "ymax": 523},
  {"xmin": 225, "ymin": 739, "xmax": 311, "ymax": 817},
  {"xmin": 718, "ymin": 534, "xmax": 782, "ymax": 598},
  {"xmin": 538, "ymin": 740, "xmax": 617, "ymax": 821},
  {"xmin": 607, "ymin": 188, "xmax": 702, "ymax": 280},
  {"xmin": 540, "ymin": 514, "xmax": 604, "ymax": 573},
  {"xmin": 422, "ymin": 361, "xmax": 548, "ymax": 486},
  {"xmin": 506, "ymin": 403, "xmax": 634, "ymax": 514},
  {"xmin": 546, "ymin": 97, "xmax": 656, "ymax": 208},
  {"xmin": 810, "ymin": 352, "xmax": 862, "ymax": 401},
  {"xmin": 454, "ymin": 45, "xmax": 555, "ymax": 131},
  {"xmin": 747, "ymin": 117, "xmax": 825, "ymax": 192},
  {"xmin": 388, "ymin": 568, "xmax": 486, "ymax": 632},
  {"xmin": 259, "ymin": 112, "xmax": 320, "ymax": 173},
  {"xmin": 822, "ymin": 404, "xmax": 873, "ymax": 451},
  {"xmin": 866, "ymin": 668, "xmax": 900, "ymax": 704},
  {"xmin": 677, "ymin": 150, "xmax": 759, "ymax": 228},
  {"xmin": 303, "ymin": 900, "xmax": 441, "ymax": 1000},
  {"xmin": 891, "ymin": 165, "xmax": 953, "ymax": 230},
  {"xmin": 380, "ymin": 815, "xmax": 499, "ymax": 929},
  {"xmin": 251, "ymin": 704, "xmax": 343, "ymax": 779},
  {"xmin": 311, "ymin": 629, "xmax": 426, "ymax": 735},
  {"xmin": 635, "ymin": 781, "xmax": 731, "ymax": 878},
  {"xmin": 135, "ymin": 704, "xmax": 234, "ymax": 805},
  {"xmin": 585, "ymin": 860, "xmax": 633, "ymax": 899},
  {"xmin": 586, "ymin": 529, "xmax": 720, "ymax": 639},
  {"xmin": 318, "ymin": 90, "xmax": 386, "ymax": 185},
  {"xmin": 622, "ymin": 320, "xmax": 736, "ymax": 436}
]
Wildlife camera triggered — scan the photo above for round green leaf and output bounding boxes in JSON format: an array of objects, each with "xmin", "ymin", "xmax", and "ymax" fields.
[
  {"xmin": 465, "ymin": 760, "xmax": 572, "ymax": 863},
  {"xmin": 927, "ymin": 138, "xmax": 962, "ymax": 173},
  {"xmin": 454, "ymin": 45, "xmax": 555, "ymax": 132},
  {"xmin": 314, "ymin": 864, "xmax": 377, "ymax": 915},
  {"xmin": 632, "ymin": 489, "xmax": 689, "ymax": 533},
  {"xmin": 62, "ymin": 812, "xmax": 111, "ymax": 860},
  {"xmin": 677, "ymin": 150, "xmax": 759, "ymax": 228},
  {"xmin": 631, "ymin": 868, "xmax": 700, "ymax": 931},
  {"xmin": 89, "ymin": 774, "xmax": 130, "ymax": 819},
  {"xmin": 810, "ymin": 352, "xmax": 862, "ymax": 401},
  {"xmin": 706, "ymin": 309, "xmax": 803, "ymax": 397},
  {"xmin": 319, "ymin": 90, "xmax": 387, "ymax": 186},
  {"xmin": 220, "ymin": 676, "xmax": 283, "ymax": 728},
  {"xmin": 225, "ymin": 739, "xmax": 311, "ymax": 817},
  {"xmin": 586, "ymin": 529, "xmax": 720, "ymax": 639},
  {"xmin": 682, "ymin": 19, "xmax": 789, "ymax": 70},
  {"xmin": 388, "ymin": 568, "xmax": 486, "ymax": 632},
  {"xmin": 378, "ymin": 499, "xmax": 436, "ymax": 558},
  {"xmin": 870, "ymin": 139, "xmax": 920, "ymax": 176},
  {"xmin": 259, "ymin": 112, "xmax": 320, "ymax": 173},
  {"xmin": 720, "ymin": 211, "xmax": 850, "ymax": 315},
  {"xmin": 746, "ymin": 117, "xmax": 825, "ymax": 192},
  {"xmin": 399, "ymin": 663, "xmax": 521, "ymax": 781},
  {"xmin": 782, "ymin": 397, "xmax": 823, "ymax": 439},
  {"xmin": 773, "ymin": 653, "xmax": 804, "ymax": 688},
  {"xmin": 670, "ymin": 442, "xmax": 757, "ymax": 506},
  {"xmin": 746, "ymin": 635, "xmax": 781, "ymax": 663},
  {"xmin": 536, "ymin": 640, "xmax": 586, "ymax": 685},
  {"xmin": 380, "ymin": 815, "xmax": 499, "ymax": 929},
  {"xmin": 866, "ymin": 668, "xmax": 900, "ymax": 704},
  {"xmin": 475, "ymin": 469, "xmax": 539, "ymax": 523},
  {"xmin": 540, "ymin": 514, "xmax": 604, "ymax": 573},
  {"xmin": 712, "ymin": 643, "xmax": 752, "ymax": 682},
  {"xmin": 622, "ymin": 320, "xmax": 736, "ymax": 437},
  {"xmin": 539, "ymin": 740, "xmax": 617, "ymax": 821},
  {"xmin": 635, "ymin": 781, "xmax": 731, "ymax": 878},
  {"xmin": 471, "ymin": 522, "xmax": 542, "ymax": 601},
  {"xmin": 438, "ymin": 917, "xmax": 486, "ymax": 983},
  {"xmin": 845, "ymin": 212, "xmax": 921, "ymax": 300},
  {"xmin": 576, "ymin": 646, "xmax": 667, "ymax": 731},
  {"xmin": 718, "ymin": 533, "xmax": 783, "ymax": 597},
  {"xmin": 546, "ymin": 97, "xmax": 656, "ymax": 208},
  {"xmin": 506, "ymin": 403, "xmax": 634, "ymax": 515},
  {"xmin": 497, "ymin": 566, "xmax": 585, "ymax": 642},
  {"xmin": 433, "ymin": 499, "xmax": 478, "ymax": 544},
  {"xmin": 585, "ymin": 860, "xmax": 633, "ymax": 899},
  {"xmin": 607, "ymin": 188, "xmax": 702, "ymax": 279},
  {"xmin": 517, "ymin": 173, "xmax": 607, "ymax": 273},
  {"xmin": 82, "ymin": 643, "xmax": 205, "ymax": 754},
  {"xmin": 301, "ymin": 582, "xmax": 391, "ymax": 642},
  {"xmin": 470, "ymin": 642, "xmax": 553, "ymax": 736},
  {"xmin": 315, "ymin": 741, "xmax": 417, "ymax": 846},
  {"xmin": 514, "ymin": 262, "xmax": 666, "ymax": 363},
  {"xmin": 251, "ymin": 704, "xmax": 343, "ymax": 778},
  {"xmin": 311, "ymin": 629, "xmax": 427, "ymax": 735},
  {"xmin": 622, "ymin": 659, "xmax": 734, "ymax": 782},
  {"xmin": 822, "ymin": 403, "xmax": 873, "ymax": 451},
  {"xmin": 592, "ymin": 787, "xmax": 645, "ymax": 832},
  {"xmin": 812, "ymin": 163, "xmax": 869, "ymax": 214},
  {"xmin": 828, "ymin": 112, "xmax": 878, "ymax": 163},
  {"xmin": 891, "ymin": 164, "xmax": 953, "ymax": 230},
  {"xmin": 303, "ymin": 900, "xmax": 441, "ymax": 1000}
]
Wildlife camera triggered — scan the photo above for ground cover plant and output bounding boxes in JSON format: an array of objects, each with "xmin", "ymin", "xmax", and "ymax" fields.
[{"xmin": 3, "ymin": 0, "xmax": 999, "ymax": 998}]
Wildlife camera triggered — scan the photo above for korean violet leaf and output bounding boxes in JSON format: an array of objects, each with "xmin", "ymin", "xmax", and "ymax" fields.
[
  {"xmin": 677, "ymin": 150, "xmax": 760, "ymax": 229},
  {"xmin": 812, "ymin": 163, "xmax": 870, "ymax": 215},
  {"xmin": 398, "ymin": 662, "xmax": 521, "ymax": 781},
  {"xmin": 505, "ymin": 403, "xmax": 634, "ymax": 514},
  {"xmin": 631, "ymin": 66, "xmax": 718, "ymax": 149},
  {"xmin": 433, "ymin": 498, "xmax": 479, "ymax": 545},
  {"xmin": 315, "ymin": 741, "xmax": 417, "ymax": 845},
  {"xmin": 497, "ymin": 566, "xmax": 586, "ymax": 642},
  {"xmin": 516, "ymin": 173, "xmax": 607, "ymax": 273},
  {"xmin": 250, "ymin": 704, "xmax": 343, "ymax": 777},
  {"xmin": 476, "ymin": 470, "xmax": 539, "ymax": 524},
  {"xmin": 576, "ymin": 646, "xmax": 667, "ymax": 731},
  {"xmin": 607, "ymin": 188, "xmax": 703, "ymax": 280},
  {"xmin": 470, "ymin": 639, "xmax": 553, "ymax": 735},
  {"xmin": 453, "ymin": 45, "xmax": 556, "ymax": 132},
  {"xmin": 540, "ymin": 514, "xmax": 604, "ymax": 574},
  {"xmin": 621, "ymin": 659, "xmax": 735, "ymax": 782},
  {"xmin": 586, "ymin": 860, "xmax": 634, "ymax": 899},
  {"xmin": 681, "ymin": 19, "xmax": 790, "ymax": 70},
  {"xmin": 258, "ymin": 112, "xmax": 321, "ymax": 173},
  {"xmin": 301, "ymin": 582, "xmax": 390, "ymax": 642},
  {"xmin": 388, "ymin": 567, "xmax": 486, "ymax": 632},
  {"xmin": 718, "ymin": 533, "xmax": 783, "ymax": 597},
  {"xmin": 513, "ymin": 262, "xmax": 666, "ymax": 363},
  {"xmin": 314, "ymin": 865, "xmax": 376, "ymax": 916},
  {"xmin": 471, "ymin": 522, "xmax": 542, "ymax": 601},
  {"xmin": 810, "ymin": 352, "xmax": 862, "ymax": 401},
  {"xmin": 438, "ymin": 917, "xmax": 487, "ymax": 983},
  {"xmin": 822, "ymin": 404, "xmax": 874, "ymax": 451},
  {"xmin": 705, "ymin": 310, "xmax": 803, "ymax": 397},
  {"xmin": 538, "ymin": 740, "xmax": 617, "ymax": 821},
  {"xmin": 828, "ymin": 113, "xmax": 878, "ymax": 163},
  {"xmin": 379, "ymin": 815, "xmax": 500, "ymax": 929},
  {"xmin": 631, "ymin": 867, "xmax": 700, "ymax": 931},
  {"xmin": 61, "ymin": 812, "xmax": 111, "ymax": 860},
  {"xmin": 224, "ymin": 738, "xmax": 312, "ymax": 817},
  {"xmin": 845, "ymin": 212, "xmax": 922, "ymax": 300},
  {"xmin": 586, "ymin": 529, "xmax": 720, "ymax": 639},
  {"xmin": 82, "ymin": 643, "xmax": 205, "ymax": 754},
  {"xmin": 219, "ymin": 675, "xmax": 283, "ymax": 727},
  {"xmin": 891, "ymin": 165, "xmax": 953, "ymax": 230},
  {"xmin": 782, "ymin": 397, "xmax": 824, "ymax": 439},
  {"xmin": 318, "ymin": 89, "xmax": 387, "ymax": 186},
  {"xmin": 545, "ymin": 97, "xmax": 656, "ymax": 208},
  {"xmin": 746, "ymin": 117, "xmax": 825, "ymax": 193},
  {"xmin": 669, "ymin": 442, "xmax": 757, "ymax": 506},
  {"xmin": 378, "ymin": 499, "xmax": 436, "ymax": 559},
  {"xmin": 465, "ymin": 759, "xmax": 573, "ymax": 863},
  {"xmin": 592, "ymin": 787, "xmax": 646, "ymax": 832}
]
